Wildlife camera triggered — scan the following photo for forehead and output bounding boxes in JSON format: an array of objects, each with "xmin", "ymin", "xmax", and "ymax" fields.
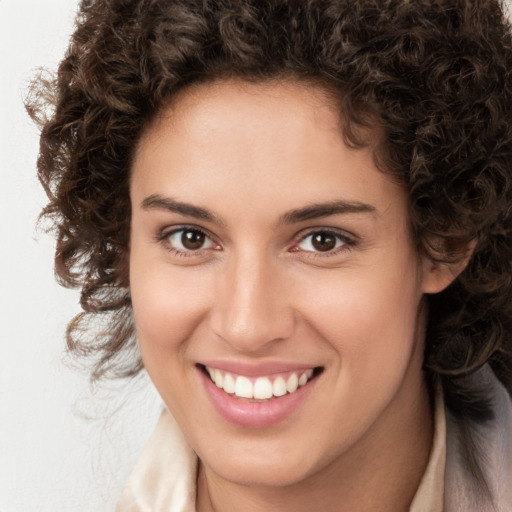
[
  {"xmin": 140, "ymin": 79, "xmax": 343, "ymax": 152},
  {"xmin": 130, "ymin": 79, "xmax": 405, "ymax": 224}
]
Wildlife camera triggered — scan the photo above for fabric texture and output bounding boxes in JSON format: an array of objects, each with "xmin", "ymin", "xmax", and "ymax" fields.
[
  {"xmin": 117, "ymin": 411, "xmax": 197, "ymax": 512},
  {"xmin": 444, "ymin": 366, "xmax": 512, "ymax": 512},
  {"xmin": 117, "ymin": 367, "xmax": 512, "ymax": 512},
  {"xmin": 409, "ymin": 385, "xmax": 446, "ymax": 512}
]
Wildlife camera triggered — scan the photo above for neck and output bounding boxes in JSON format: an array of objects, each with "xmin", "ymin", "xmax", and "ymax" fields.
[{"xmin": 196, "ymin": 378, "xmax": 434, "ymax": 512}]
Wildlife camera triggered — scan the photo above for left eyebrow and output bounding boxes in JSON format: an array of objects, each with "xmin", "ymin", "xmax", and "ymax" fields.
[{"xmin": 279, "ymin": 200, "xmax": 377, "ymax": 224}]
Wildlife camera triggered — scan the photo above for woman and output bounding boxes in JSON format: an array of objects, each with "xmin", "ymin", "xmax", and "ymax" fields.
[{"xmin": 29, "ymin": 0, "xmax": 512, "ymax": 510}]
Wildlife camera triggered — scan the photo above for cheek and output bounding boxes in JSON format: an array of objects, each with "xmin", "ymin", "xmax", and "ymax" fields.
[
  {"xmin": 298, "ymin": 260, "xmax": 423, "ymax": 375},
  {"xmin": 295, "ymin": 266, "xmax": 425, "ymax": 444},
  {"xmin": 129, "ymin": 251, "xmax": 212, "ymax": 366}
]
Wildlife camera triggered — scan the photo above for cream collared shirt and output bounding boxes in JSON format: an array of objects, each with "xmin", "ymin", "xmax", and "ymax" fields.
[{"xmin": 117, "ymin": 392, "xmax": 447, "ymax": 512}]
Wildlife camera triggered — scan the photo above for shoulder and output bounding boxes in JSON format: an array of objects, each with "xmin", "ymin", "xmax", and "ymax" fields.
[{"xmin": 444, "ymin": 366, "xmax": 512, "ymax": 512}]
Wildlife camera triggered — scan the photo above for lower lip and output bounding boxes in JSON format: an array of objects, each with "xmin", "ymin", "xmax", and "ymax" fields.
[{"xmin": 199, "ymin": 369, "xmax": 317, "ymax": 428}]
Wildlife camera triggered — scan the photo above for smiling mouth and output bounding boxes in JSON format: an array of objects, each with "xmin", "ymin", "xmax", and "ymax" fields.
[{"xmin": 199, "ymin": 365, "xmax": 324, "ymax": 401}]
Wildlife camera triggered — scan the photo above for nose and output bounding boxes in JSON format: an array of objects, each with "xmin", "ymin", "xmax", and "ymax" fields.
[{"xmin": 210, "ymin": 250, "xmax": 295, "ymax": 353}]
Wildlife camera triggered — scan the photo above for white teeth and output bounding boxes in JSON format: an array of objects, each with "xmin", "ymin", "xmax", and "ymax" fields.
[
  {"xmin": 272, "ymin": 376, "xmax": 287, "ymax": 397},
  {"xmin": 205, "ymin": 366, "xmax": 317, "ymax": 400},
  {"xmin": 235, "ymin": 376, "xmax": 253, "ymax": 399},
  {"xmin": 286, "ymin": 373, "xmax": 299, "ymax": 393},
  {"xmin": 223, "ymin": 373, "xmax": 236, "ymax": 394},
  {"xmin": 214, "ymin": 369, "xmax": 224, "ymax": 388},
  {"xmin": 254, "ymin": 378, "xmax": 273, "ymax": 399},
  {"xmin": 298, "ymin": 371, "xmax": 309, "ymax": 387}
]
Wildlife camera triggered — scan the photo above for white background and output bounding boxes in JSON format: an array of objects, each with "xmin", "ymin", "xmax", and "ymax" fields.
[{"xmin": 0, "ymin": 2, "xmax": 161, "ymax": 511}]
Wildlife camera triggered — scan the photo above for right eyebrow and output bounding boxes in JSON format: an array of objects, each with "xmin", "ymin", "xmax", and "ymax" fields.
[{"xmin": 140, "ymin": 194, "xmax": 224, "ymax": 225}]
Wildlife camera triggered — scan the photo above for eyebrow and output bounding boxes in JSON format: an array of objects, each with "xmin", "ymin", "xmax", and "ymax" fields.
[
  {"xmin": 141, "ymin": 194, "xmax": 377, "ymax": 225},
  {"xmin": 141, "ymin": 194, "xmax": 223, "ymax": 224},
  {"xmin": 279, "ymin": 200, "xmax": 377, "ymax": 224}
]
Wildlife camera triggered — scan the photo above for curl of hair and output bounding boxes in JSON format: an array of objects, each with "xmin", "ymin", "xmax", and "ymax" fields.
[{"xmin": 28, "ymin": 0, "xmax": 512, "ymax": 403}]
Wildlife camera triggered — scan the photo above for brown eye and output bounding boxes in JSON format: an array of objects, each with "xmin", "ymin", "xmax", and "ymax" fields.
[
  {"xmin": 165, "ymin": 228, "xmax": 215, "ymax": 253},
  {"xmin": 296, "ymin": 230, "xmax": 349, "ymax": 254},
  {"xmin": 311, "ymin": 233, "xmax": 337, "ymax": 252},
  {"xmin": 181, "ymin": 229, "xmax": 205, "ymax": 250}
]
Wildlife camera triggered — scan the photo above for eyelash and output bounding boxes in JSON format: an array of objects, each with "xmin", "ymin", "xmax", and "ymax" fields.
[{"xmin": 156, "ymin": 226, "xmax": 356, "ymax": 258}]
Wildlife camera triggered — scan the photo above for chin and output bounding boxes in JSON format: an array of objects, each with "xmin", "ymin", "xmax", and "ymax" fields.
[
  {"xmin": 198, "ymin": 435, "xmax": 327, "ymax": 489},
  {"xmin": 208, "ymin": 458, "xmax": 314, "ymax": 488}
]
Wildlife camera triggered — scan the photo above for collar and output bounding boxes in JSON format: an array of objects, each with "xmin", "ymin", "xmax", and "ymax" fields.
[
  {"xmin": 409, "ymin": 386, "xmax": 446, "ymax": 512},
  {"xmin": 116, "ymin": 409, "xmax": 197, "ymax": 512}
]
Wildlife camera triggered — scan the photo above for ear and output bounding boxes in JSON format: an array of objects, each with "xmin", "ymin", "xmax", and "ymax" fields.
[{"xmin": 421, "ymin": 238, "xmax": 477, "ymax": 294}]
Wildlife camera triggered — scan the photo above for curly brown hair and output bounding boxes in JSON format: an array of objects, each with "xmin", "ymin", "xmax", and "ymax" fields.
[{"xmin": 29, "ymin": 0, "xmax": 512, "ymax": 417}]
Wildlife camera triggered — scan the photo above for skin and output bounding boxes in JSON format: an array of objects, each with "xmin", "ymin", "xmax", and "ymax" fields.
[{"xmin": 129, "ymin": 80, "xmax": 459, "ymax": 512}]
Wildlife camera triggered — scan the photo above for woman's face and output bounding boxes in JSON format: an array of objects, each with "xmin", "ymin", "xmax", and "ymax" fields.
[{"xmin": 129, "ymin": 80, "xmax": 444, "ymax": 488}]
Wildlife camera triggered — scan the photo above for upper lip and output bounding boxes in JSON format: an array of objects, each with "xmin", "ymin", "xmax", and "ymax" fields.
[{"xmin": 199, "ymin": 359, "xmax": 321, "ymax": 377}]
